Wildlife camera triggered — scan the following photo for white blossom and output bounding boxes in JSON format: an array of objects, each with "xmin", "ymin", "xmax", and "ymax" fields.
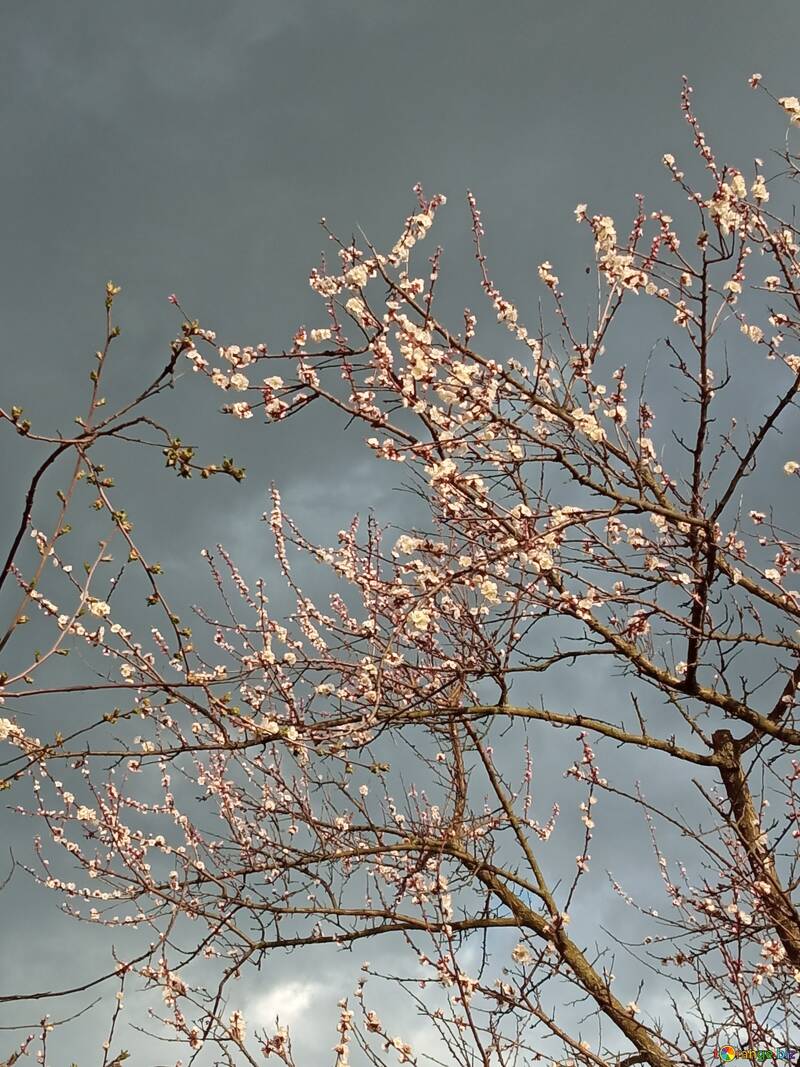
[{"xmin": 511, "ymin": 943, "xmax": 533, "ymax": 964}]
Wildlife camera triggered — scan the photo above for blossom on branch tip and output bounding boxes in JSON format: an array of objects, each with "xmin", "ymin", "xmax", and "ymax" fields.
[
  {"xmin": 778, "ymin": 96, "xmax": 800, "ymax": 125},
  {"xmin": 228, "ymin": 1010, "xmax": 246, "ymax": 1042},
  {"xmin": 538, "ymin": 261, "xmax": 559, "ymax": 289},
  {"xmin": 226, "ymin": 401, "xmax": 253, "ymax": 419}
]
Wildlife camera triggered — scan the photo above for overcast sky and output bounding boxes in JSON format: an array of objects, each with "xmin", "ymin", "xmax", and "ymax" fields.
[{"xmin": 3, "ymin": 2, "xmax": 800, "ymax": 1063}]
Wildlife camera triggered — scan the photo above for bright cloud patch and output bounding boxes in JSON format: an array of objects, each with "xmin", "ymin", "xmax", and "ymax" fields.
[{"xmin": 248, "ymin": 979, "xmax": 320, "ymax": 1028}]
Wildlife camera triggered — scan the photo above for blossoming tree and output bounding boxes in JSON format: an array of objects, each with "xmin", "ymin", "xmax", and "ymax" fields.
[{"xmin": 3, "ymin": 77, "xmax": 800, "ymax": 1067}]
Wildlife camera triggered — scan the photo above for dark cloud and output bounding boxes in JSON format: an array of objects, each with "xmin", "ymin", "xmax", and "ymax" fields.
[{"xmin": 2, "ymin": 1, "xmax": 800, "ymax": 1060}]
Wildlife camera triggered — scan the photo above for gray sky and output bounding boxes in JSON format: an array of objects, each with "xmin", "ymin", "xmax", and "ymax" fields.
[{"xmin": 3, "ymin": 2, "xmax": 800, "ymax": 1062}]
